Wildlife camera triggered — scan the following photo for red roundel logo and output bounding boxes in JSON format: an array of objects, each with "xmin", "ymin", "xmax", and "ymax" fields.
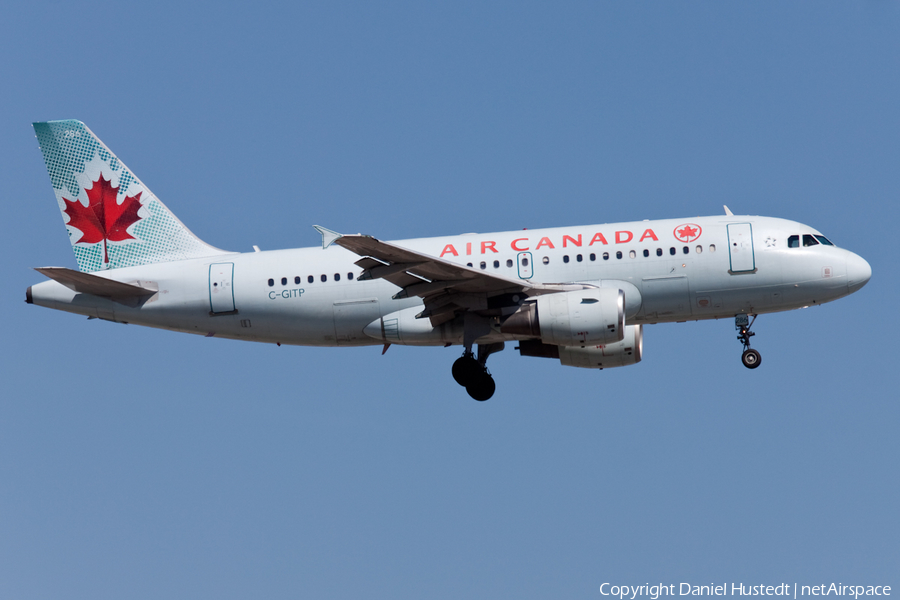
[{"xmin": 674, "ymin": 223, "xmax": 702, "ymax": 243}]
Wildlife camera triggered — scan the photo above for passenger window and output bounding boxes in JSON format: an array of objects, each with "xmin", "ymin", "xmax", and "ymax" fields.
[
  {"xmin": 814, "ymin": 235, "xmax": 834, "ymax": 246},
  {"xmin": 683, "ymin": 246, "xmax": 689, "ymax": 254},
  {"xmin": 629, "ymin": 250, "xmax": 636, "ymax": 258},
  {"xmin": 563, "ymin": 255, "xmax": 570, "ymax": 263},
  {"xmin": 803, "ymin": 235, "xmax": 819, "ymax": 247},
  {"xmin": 542, "ymin": 256, "xmax": 550, "ymax": 265},
  {"xmin": 669, "ymin": 247, "xmax": 676, "ymax": 255},
  {"xmin": 696, "ymin": 245, "xmax": 702, "ymax": 254},
  {"xmin": 480, "ymin": 261, "xmax": 486, "ymax": 270},
  {"xmin": 603, "ymin": 252, "xmax": 609, "ymax": 260},
  {"xmin": 589, "ymin": 253, "xmax": 596, "ymax": 261},
  {"xmin": 466, "ymin": 262, "xmax": 473, "ymax": 267},
  {"xmin": 321, "ymin": 274, "xmax": 327, "ymax": 282},
  {"xmin": 576, "ymin": 254, "xmax": 583, "ymax": 262},
  {"xmin": 493, "ymin": 260, "xmax": 500, "ymax": 268},
  {"xmin": 294, "ymin": 276, "xmax": 301, "ymax": 284},
  {"xmin": 267, "ymin": 278, "xmax": 274, "ymax": 287},
  {"xmin": 348, "ymin": 272, "xmax": 354, "ymax": 280},
  {"xmin": 281, "ymin": 277, "xmax": 287, "ymax": 285},
  {"xmin": 788, "ymin": 235, "xmax": 800, "ymax": 248},
  {"xmin": 334, "ymin": 273, "xmax": 341, "ymax": 281},
  {"xmin": 709, "ymin": 244, "xmax": 716, "ymax": 252},
  {"xmin": 308, "ymin": 275, "xmax": 314, "ymax": 283},
  {"xmin": 656, "ymin": 248, "xmax": 662, "ymax": 256},
  {"xmin": 616, "ymin": 251, "xmax": 623, "ymax": 259},
  {"xmin": 506, "ymin": 259, "xmax": 513, "ymax": 267},
  {"xmin": 521, "ymin": 258, "xmax": 529, "ymax": 266},
  {"xmin": 643, "ymin": 249, "xmax": 649, "ymax": 258}
]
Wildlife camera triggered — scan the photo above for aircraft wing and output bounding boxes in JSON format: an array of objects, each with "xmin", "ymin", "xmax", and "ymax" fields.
[{"xmin": 334, "ymin": 233, "xmax": 583, "ymax": 326}]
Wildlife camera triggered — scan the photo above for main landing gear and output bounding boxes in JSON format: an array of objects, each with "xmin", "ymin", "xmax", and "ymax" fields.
[
  {"xmin": 452, "ymin": 342, "xmax": 504, "ymax": 401},
  {"xmin": 736, "ymin": 314, "xmax": 761, "ymax": 369}
]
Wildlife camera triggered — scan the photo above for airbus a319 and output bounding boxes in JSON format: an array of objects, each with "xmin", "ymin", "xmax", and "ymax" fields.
[{"xmin": 26, "ymin": 121, "xmax": 871, "ymax": 400}]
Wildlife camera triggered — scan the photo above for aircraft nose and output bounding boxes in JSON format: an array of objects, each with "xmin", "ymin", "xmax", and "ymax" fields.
[{"xmin": 846, "ymin": 252, "xmax": 872, "ymax": 293}]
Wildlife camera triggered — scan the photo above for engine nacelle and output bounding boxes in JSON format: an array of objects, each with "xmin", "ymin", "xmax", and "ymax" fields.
[
  {"xmin": 500, "ymin": 288, "xmax": 624, "ymax": 346},
  {"xmin": 518, "ymin": 324, "xmax": 643, "ymax": 369}
]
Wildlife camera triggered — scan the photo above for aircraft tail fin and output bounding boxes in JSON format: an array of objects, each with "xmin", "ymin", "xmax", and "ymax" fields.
[{"xmin": 33, "ymin": 120, "xmax": 231, "ymax": 272}]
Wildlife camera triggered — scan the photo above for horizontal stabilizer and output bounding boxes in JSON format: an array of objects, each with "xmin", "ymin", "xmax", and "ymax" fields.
[{"xmin": 35, "ymin": 267, "xmax": 156, "ymax": 307}]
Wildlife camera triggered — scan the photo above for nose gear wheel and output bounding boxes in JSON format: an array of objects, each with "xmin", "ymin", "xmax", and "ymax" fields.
[
  {"xmin": 736, "ymin": 314, "xmax": 762, "ymax": 369},
  {"xmin": 741, "ymin": 348, "xmax": 761, "ymax": 369}
]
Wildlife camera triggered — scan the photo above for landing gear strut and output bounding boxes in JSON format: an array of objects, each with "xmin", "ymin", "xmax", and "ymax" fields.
[
  {"xmin": 736, "ymin": 314, "xmax": 761, "ymax": 369},
  {"xmin": 452, "ymin": 342, "xmax": 503, "ymax": 401}
]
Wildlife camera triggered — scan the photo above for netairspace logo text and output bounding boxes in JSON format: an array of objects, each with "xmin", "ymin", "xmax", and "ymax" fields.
[{"xmin": 600, "ymin": 584, "xmax": 892, "ymax": 600}]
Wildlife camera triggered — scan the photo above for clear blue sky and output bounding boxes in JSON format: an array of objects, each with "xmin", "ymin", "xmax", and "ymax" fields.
[{"xmin": 2, "ymin": 2, "xmax": 897, "ymax": 598}]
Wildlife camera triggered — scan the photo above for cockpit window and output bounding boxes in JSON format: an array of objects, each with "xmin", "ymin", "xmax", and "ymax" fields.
[
  {"xmin": 814, "ymin": 235, "xmax": 834, "ymax": 246},
  {"xmin": 788, "ymin": 235, "xmax": 799, "ymax": 248},
  {"xmin": 803, "ymin": 234, "xmax": 819, "ymax": 247}
]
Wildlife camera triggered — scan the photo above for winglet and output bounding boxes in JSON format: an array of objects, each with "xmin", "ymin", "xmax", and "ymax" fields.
[
  {"xmin": 724, "ymin": 205, "xmax": 734, "ymax": 216},
  {"xmin": 313, "ymin": 225, "xmax": 343, "ymax": 249}
]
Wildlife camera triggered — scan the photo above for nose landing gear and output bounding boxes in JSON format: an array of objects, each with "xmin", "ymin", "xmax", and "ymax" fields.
[
  {"xmin": 736, "ymin": 314, "xmax": 762, "ymax": 369},
  {"xmin": 452, "ymin": 342, "xmax": 504, "ymax": 400}
]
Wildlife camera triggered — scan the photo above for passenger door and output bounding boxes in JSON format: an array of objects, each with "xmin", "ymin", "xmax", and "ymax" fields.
[
  {"xmin": 727, "ymin": 223, "xmax": 756, "ymax": 273},
  {"xmin": 209, "ymin": 263, "xmax": 237, "ymax": 314}
]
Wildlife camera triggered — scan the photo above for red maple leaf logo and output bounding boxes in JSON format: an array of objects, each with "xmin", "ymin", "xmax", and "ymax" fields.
[
  {"xmin": 674, "ymin": 223, "xmax": 702, "ymax": 243},
  {"xmin": 62, "ymin": 175, "xmax": 143, "ymax": 263}
]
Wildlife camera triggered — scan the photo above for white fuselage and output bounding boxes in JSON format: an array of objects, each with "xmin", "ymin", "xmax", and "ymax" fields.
[{"xmin": 28, "ymin": 215, "xmax": 871, "ymax": 348}]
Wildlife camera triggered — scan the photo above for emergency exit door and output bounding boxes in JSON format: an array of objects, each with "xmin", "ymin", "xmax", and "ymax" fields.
[
  {"xmin": 209, "ymin": 263, "xmax": 237, "ymax": 314},
  {"xmin": 517, "ymin": 252, "xmax": 533, "ymax": 279},
  {"xmin": 727, "ymin": 223, "xmax": 756, "ymax": 273}
]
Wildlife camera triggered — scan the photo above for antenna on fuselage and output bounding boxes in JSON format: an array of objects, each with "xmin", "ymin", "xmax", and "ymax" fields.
[{"xmin": 723, "ymin": 205, "xmax": 734, "ymax": 216}]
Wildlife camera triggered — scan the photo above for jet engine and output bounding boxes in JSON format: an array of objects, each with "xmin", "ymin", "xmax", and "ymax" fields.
[
  {"xmin": 500, "ymin": 288, "xmax": 624, "ymax": 346},
  {"xmin": 517, "ymin": 324, "xmax": 643, "ymax": 369}
]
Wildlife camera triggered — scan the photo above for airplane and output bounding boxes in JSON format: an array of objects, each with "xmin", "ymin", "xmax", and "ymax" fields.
[{"xmin": 25, "ymin": 120, "xmax": 872, "ymax": 401}]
